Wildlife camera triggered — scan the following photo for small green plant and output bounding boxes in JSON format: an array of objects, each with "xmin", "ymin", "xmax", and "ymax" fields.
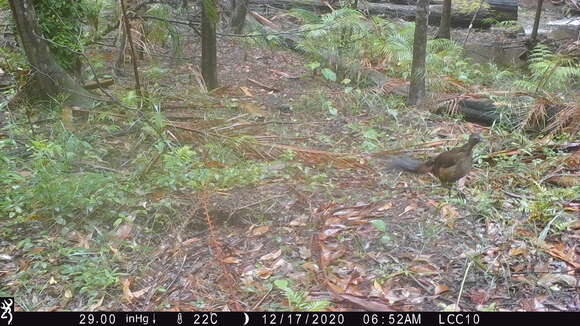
[
  {"xmin": 370, "ymin": 219, "xmax": 391, "ymax": 244},
  {"xmin": 273, "ymin": 279, "xmax": 330, "ymax": 311},
  {"xmin": 347, "ymin": 123, "xmax": 386, "ymax": 152}
]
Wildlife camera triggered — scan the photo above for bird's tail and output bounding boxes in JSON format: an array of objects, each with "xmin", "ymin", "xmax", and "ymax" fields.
[{"xmin": 387, "ymin": 156, "xmax": 432, "ymax": 174}]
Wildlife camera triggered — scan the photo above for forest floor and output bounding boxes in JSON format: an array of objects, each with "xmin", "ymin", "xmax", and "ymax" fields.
[{"xmin": 1, "ymin": 14, "xmax": 579, "ymax": 312}]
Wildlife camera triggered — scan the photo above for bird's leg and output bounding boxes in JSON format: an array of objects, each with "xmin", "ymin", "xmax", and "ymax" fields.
[
  {"xmin": 444, "ymin": 183, "xmax": 452, "ymax": 197},
  {"xmin": 456, "ymin": 188, "xmax": 466, "ymax": 201}
]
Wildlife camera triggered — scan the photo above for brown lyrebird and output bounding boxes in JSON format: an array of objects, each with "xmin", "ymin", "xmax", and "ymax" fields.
[{"xmin": 388, "ymin": 133, "xmax": 484, "ymax": 196}]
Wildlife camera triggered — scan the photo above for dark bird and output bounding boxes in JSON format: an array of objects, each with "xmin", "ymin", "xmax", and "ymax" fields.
[{"xmin": 388, "ymin": 133, "xmax": 484, "ymax": 197}]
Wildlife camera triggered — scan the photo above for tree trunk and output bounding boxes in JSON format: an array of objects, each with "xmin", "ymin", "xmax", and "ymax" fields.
[
  {"xmin": 229, "ymin": 0, "xmax": 248, "ymax": 34},
  {"xmin": 408, "ymin": 0, "xmax": 429, "ymax": 106},
  {"xmin": 530, "ymin": 0, "xmax": 543, "ymax": 43},
  {"xmin": 114, "ymin": 22, "xmax": 127, "ymax": 76},
  {"xmin": 8, "ymin": 0, "xmax": 95, "ymax": 107},
  {"xmin": 436, "ymin": 0, "xmax": 451, "ymax": 39},
  {"xmin": 201, "ymin": 0, "xmax": 218, "ymax": 90}
]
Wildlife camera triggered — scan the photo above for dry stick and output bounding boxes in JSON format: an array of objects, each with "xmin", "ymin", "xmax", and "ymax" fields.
[
  {"xmin": 120, "ymin": 0, "xmax": 143, "ymax": 97},
  {"xmin": 252, "ymin": 287, "xmax": 273, "ymax": 310},
  {"xmin": 456, "ymin": 260, "xmax": 473, "ymax": 309},
  {"xmin": 462, "ymin": 0, "xmax": 485, "ymax": 46}
]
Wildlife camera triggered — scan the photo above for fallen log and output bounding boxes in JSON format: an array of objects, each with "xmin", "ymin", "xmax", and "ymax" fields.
[
  {"xmin": 359, "ymin": 0, "xmax": 517, "ymax": 27},
  {"xmin": 250, "ymin": 0, "xmax": 517, "ymax": 27}
]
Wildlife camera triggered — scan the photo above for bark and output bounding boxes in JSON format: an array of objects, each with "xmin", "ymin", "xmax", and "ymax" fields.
[
  {"xmin": 8, "ymin": 0, "xmax": 95, "ymax": 107},
  {"xmin": 230, "ymin": 0, "xmax": 248, "ymax": 34},
  {"xmin": 408, "ymin": 0, "xmax": 428, "ymax": 106},
  {"xmin": 436, "ymin": 0, "xmax": 451, "ymax": 39},
  {"xmin": 114, "ymin": 22, "xmax": 128, "ymax": 76},
  {"xmin": 530, "ymin": 0, "xmax": 543, "ymax": 43},
  {"xmin": 201, "ymin": 0, "xmax": 218, "ymax": 90}
]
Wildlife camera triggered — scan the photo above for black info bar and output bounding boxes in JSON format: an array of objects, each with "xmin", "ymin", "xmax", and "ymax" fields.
[{"xmin": 2, "ymin": 311, "xmax": 578, "ymax": 326}]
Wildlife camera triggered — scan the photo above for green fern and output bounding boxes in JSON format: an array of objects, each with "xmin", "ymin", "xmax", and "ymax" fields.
[
  {"xmin": 515, "ymin": 44, "xmax": 580, "ymax": 93},
  {"xmin": 274, "ymin": 279, "xmax": 330, "ymax": 311}
]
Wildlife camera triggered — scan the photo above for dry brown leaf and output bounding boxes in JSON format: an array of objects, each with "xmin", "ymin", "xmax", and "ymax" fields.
[
  {"xmin": 324, "ymin": 217, "xmax": 342, "ymax": 226},
  {"xmin": 256, "ymin": 268, "xmax": 273, "ymax": 279},
  {"xmin": 88, "ymin": 296, "xmax": 104, "ymax": 311},
  {"xmin": 536, "ymin": 240, "xmax": 579, "ymax": 268},
  {"xmin": 538, "ymin": 273, "xmax": 577, "ymax": 288},
  {"xmin": 181, "ymin": 238, "xmax": 200, "ymax": 246},
  {"xmin": 377, "ymin": 203, "xmax": 393, "ymax": 211},
  {"xmin": 319, "ymin": 243, "xmax": 345, "ymax": 268},
  {"xmin": 238, "ymin": 101, "xmax": 267, "ymax": 117},
  {"xmin": 399, "ymin": 204, "xmax": 416, "ymax": 216},
  {"xmin": 114, "ymin": 223, "xmax": 133, "ymax": 241},
  {"xmin": 434, "ymin": 283, "xmax": 449, "ymax": 295},
  {"xmin": 508, "ymin": 247, "xmax": 529, "ymax": 257},
  {"xmin": 251, "ymin": 225, "xmax": 270, "ymax": 236},
  {"xmin": 338, "ymin": 294, "xmax": 394, "ymax": 311},
  {"xmin": 326, "ymin": 279, "xmax": 346, "ymax": 295},
  {"xmin": 121, "ymin": 278, "xmax": 133, "ymax": 303},
  {"xmin": 372, "ymin": 280, "xmax": 385, "ymax": 296},
  {"xmin": 301, "ymin": 262, "xmax": 319, "ymax": 273},
  {"xmin": 289, "ymin": 215, "xmax": 308, "ymax": 226},
  {"xmin": 259, "ymin": 249, "xmax": 282, "ymax": 261},
  {"xmin": 568, "ymin": 220, "xmax": 580, "ymax": 230},
  {"xmin": 319, "ymin": 228, "xmax": 343, "ymax": 240},
  {"xmin": 298, "ymin": 247, "xmax": 311, "ymax": 259},
  {"xmin": 62, "ymin": 105, "xmax": 74, "ymax": 131},
  {"xmin": 469, "ymin": 289, "xmax": 489, "ymax": 305},
  {"xmin": 409, "ymin": 263, "xmax": 440, "ymax": 276},
  {"xmin": 109, "ymin": 245, "xmax": 119, "ymax": 255},
  {"xmin": 131, "ymin": 285, "xmax": 152, "ymax": 299},
  {"xmin": 222, "ymin": 256, "xmax": 241, "ymax": 264},
  {"xmin": 440, "ymin": 204, "xmax": 459, "ymax": 226},
  {"xmin": 240, "ymin": 86, "xmax": 254, "ymax": 97}
]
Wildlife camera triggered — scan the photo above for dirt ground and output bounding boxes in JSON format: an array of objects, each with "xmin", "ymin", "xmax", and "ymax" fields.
[{"xmin": 95, "ymin": 36, "xmax": 577, "ymax": 311}]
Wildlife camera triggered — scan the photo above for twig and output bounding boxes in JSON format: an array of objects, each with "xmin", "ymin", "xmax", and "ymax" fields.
[
  {"xmin": 456, "ymin": 260, "xmax": 473, "ymax": 308},
  {"xmin": 462, "ymin": 0, "xmax": 485, "ymax": 46},
  {"xmin": 502, "ymin": 190, "xmax": 531, "ymax": 200},
  {"xmin": 252, "ymin": 287, "xmax": 273, "ymax": 310},
  {"xmin": 248, "ymin": 78, "xmax": 280, "ymax": 92}
]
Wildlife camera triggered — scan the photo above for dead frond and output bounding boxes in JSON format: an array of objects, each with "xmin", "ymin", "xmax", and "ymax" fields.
[
  {"xmin": 520, "ymin": 97, "xmax": 550, "ymax": 131},
  {"xmin": 544, "ymin": 102, "xmax": 580, "ymax": 135},
  {"xmin": 434, "ymin": 93, "xmax": 482, "ymax": 116}
]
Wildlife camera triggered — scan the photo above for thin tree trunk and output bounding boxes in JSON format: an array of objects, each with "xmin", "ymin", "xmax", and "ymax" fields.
[
  {"xmin": 8, "ymin": 0, "xmax": 95, "ymax": 107},
  {"xmin": 114, "ymin": 22, "xmax": 127, "ymax": 76},
  {"xmin": 408, "ymin": 0, "xmax": 429, "ymax": 106},
  {"xmin": 530, "ymin": 0, "xmax": 543, "ymax": 43},
  {"xmin": 201, "ymin": 0, "xmax": 218, "ymax": 90},
  {"xmin": 120, "ymin": 0, "xmax": 143, "ymax": 97},
  {"xmin": 229, "ymin": 0, "xmax": 248, "ymax": 34},
  {"xmin": 436, "ymin": 0, "xmax": 451, "ymax": 39}
]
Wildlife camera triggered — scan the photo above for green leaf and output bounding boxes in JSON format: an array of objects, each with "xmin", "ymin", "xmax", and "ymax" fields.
[
  {"xmin": 306, "ymin": 62, "xmax": 321, "ymax": 71},
  {"xmin": 380, "ymin": 234, "xmax": 391, "ymax": 244},
  {"xmin": 274, "ymin": 279, "xmax": 289, "ymax": 290},
  {"xmin": 370, "ymin": 219, "xmax": 386, "ymax": 232},
  {"xmin": 321, "ymin": 68, "xmax": 337, "ymax": 82}
]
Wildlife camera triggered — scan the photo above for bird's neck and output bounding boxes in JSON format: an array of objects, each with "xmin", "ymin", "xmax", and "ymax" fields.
[{"xmin": 461, "ymin": 140, "xmax": 478, "ymax": 154}]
